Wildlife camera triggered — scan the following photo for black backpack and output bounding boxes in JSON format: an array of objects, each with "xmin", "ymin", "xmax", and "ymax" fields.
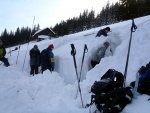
[
  {"xmin": 95, "ymin": 87, "xmax": 133, "ymax": 113},
  {"xmin": 91, "ymin": 69, "xmax": 124, "ymax": 94}
]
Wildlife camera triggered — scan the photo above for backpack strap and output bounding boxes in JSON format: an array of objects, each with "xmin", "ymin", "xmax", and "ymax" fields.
[{"xmin": 85, "ymin": 95, "xmax": 97, "ymax": 108}]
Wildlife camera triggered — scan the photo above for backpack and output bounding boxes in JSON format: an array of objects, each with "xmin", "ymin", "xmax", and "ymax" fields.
[
  {"xmin": 91, "ymin": 69, "xmax": 124, "ymax": 94},
  {"xmin": 95, "ymin": 87, "xmax": 133, "ymax": 113},
  {"xmin": 40, "ymin": 49, "xmax": 51, "ymax": 69},
  {"xmin": 130, "ymin": 63, "xmax": 150, "ymax": 96},
  {"xmin": 138, "ymin": 73, "xmax": 150, "ymax": 95}
]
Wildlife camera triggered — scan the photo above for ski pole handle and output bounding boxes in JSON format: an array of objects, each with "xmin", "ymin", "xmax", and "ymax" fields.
[
  {"xmin": 71, "ymin": 44, "xmax": 76, "ymax": 56},
  {"xmin": 131, "ymin": 19, "xmax": 137, "ymax": 32},
  {"xmin": 84, "ymin": 44, "xmax": 88, "ymax": 53}
]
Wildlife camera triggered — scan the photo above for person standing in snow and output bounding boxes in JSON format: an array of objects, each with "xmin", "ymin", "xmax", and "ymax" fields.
[
  {"xmin": 40, "ymin": 44, "xmax": 55, "ymax": 73},
  {"xmin": 29, "ymin": 45, "xmax": 41, "ymax": 76},
  {"xmin": 0, "ymin": 40, "xmax": 10, "ymax": 67},
  {"xmin": 95, "ymin": 27, "xmax": 111, "ymax": 37},
  {"xmin": 91, "ymin": 42, "xmax": 111, "ymax": 68}
]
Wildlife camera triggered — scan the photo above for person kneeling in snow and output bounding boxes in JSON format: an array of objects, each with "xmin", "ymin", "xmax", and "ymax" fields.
[
  {"xmin": 91, "ymin": 42, "xmax": 111, "ymax": 68},
  {"xmin": 95, "ymin": 27, "xmax": 111, "ymax": 37},
  {"xmin": 0, "ymin": 40, "xmax": 10, "ymax": 67},
  {"xmin": 40, "ymin": 44, "xmax": 55, "ymax": 73}
]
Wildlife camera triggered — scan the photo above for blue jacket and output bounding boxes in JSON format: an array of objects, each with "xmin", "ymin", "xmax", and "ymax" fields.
[
  {"xmin": 41, "ymin": 48, "xmax": 55, "ymax": 72},
  {"xmin": 95, "ymin": 29, "xmax": 108, "ymax": 37},
  {"xmin": 139, "ymin": 69, "xmax": 150, "ymax": 80}
]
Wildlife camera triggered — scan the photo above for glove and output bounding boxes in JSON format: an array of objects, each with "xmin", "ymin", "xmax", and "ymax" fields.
[
  {"xmin": 0, "ymin": 56, "xmax": 3, "ymax": 58},
  {"xmin": 110, "ymin": 48, "xmax": 112, "ymax": 53}
]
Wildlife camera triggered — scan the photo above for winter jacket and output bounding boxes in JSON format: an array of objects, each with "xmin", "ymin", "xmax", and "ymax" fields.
[
  {"xmin": 29, "ymin": 48, "xmax": 41, "ymax": 66},
  {"xmin": 48, "ymin": 49, "xmax": 55, "ymax": 71},
  {"xmin": 92, "ymin": 46, "xmax": 107, "ymax": 63},
  {"xmin": 41, "ymin": 48, "xmax": 55, "ymax": 71},
  {"xmin": 95, "ymin": 29, "xmax": 108, "ymax": 37},
  {"xmin": 139, "ymin": 69, "xmax": 150, "ymax": 80},
  {"xmin": 0, "ymin": 46, "xmax": 6, "ymax": 58}
]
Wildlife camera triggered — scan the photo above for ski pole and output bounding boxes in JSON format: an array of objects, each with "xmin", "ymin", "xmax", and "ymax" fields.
[
  {"xmin": 16, "ymin": 46, "xmax": 21, "ymax": 64},
  {"xmin": 70, "ymin": 44, "xmax": 84, "ymax": 107},
  {"xmin": 22, "ymin": 16, "xmax": 35, "ymax": 72},
  {"xmin": 8, "ymin": 47, "xmax": 18, "ymax": 54},
  {"xmin": 76, "ymin": 44, "xmax": 88, "ymax": 100},
  {"xmin": 79, "ymin": 44, "xmax": 88, "ymax": 82},
  {"xmin": 124, "ymin": 19, "xmax": 137, "ymax": 87}
]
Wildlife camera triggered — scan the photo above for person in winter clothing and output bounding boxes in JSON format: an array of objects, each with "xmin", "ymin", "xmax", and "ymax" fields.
[
  {"xmin": 29, "ymin": 45, "xmax": 40, "ymax": 76},
  {"xmin": 40, "ymin": 44, "xmax": 55, "ymax": 73},
  {"xmin": 95, "ymin": 27, "xmax": 111, "ymax": 37},
  {"xmin": 91, "ymin": 42, "xmax": 111, "ymax": 68},
  {"xmin": 0, "ymin": 40, "xmax": 10, "ymax": 67}
]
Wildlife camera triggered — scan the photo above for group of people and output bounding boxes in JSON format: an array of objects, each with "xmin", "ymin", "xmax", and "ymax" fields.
[
  {"xmin": 0, "ymin": 26, "xmax": 111, "ymax": 75},
  {"xmin": 29, "ymin": 44, "xmax": 55, "ymax": 76},
  {"xmin": 0, "ymin": 39, "xmax": 55, "ymax": 76},
  {"xmin": 91, "ymin": 26, "xmax": 112, "ymax": 68},
  {"xmin": 30, "ymin": 26, "xmax": 111, "ymax": 74}
]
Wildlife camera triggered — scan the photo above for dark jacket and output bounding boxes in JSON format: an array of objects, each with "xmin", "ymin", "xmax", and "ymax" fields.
[
  {"xmin": 0, "ymin": 46, "xmax": 6, "ymax": 57},
  {"xmin": 29, "ymin": 48, "xmax": 41, "ymax": 66},
  {"xmin": 41, "ymin": 48, "xmax": 55, "ymax": 71},
  {"xmin": 95, "ymin": 29, "xmax": 108, "ymax": 37}
]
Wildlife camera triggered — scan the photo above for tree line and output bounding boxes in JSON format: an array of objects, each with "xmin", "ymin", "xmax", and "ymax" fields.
[
  {"xmin": 0, "ymin": 0, "xmax": 150, "ymax": 47},
  {"xmin": 0, "ymin": 24, "xmax": 40, "ymax": 47}
]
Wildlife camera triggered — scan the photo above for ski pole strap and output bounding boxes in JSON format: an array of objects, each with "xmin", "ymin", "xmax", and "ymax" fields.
[
  {"xmin": 131, "ymin": 19, "xmax": 137, "ymax": 32},
  {"xmin": 71, "ymin": 44, "xmax": 76, "ymax": 56}
]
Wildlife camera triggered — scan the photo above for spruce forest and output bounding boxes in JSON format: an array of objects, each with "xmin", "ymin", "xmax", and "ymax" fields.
[{"xmin": 0, "ymin": 0, "xmax": 150, "ymax": 47}]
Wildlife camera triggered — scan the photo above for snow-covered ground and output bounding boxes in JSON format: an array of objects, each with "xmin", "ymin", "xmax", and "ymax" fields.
[{"xmin": 0, "ymin": 15, "xmax": 150, "ymax": 113}]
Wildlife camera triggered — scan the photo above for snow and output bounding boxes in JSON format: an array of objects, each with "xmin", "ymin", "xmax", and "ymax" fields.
[
  {"xmin": 38, "ymin": 35, "xmax": 50, "ymax": 39},
  {"xmin": 0, "ymin": 15, "xmax": 150, "ymax": 113}
]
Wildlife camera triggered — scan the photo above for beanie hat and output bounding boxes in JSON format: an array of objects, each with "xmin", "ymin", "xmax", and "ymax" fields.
[
  {"xmin": 105, "ymin": 27, "xmax": 110, "ymax": 31},
  {"xmin": 49, "ymin": 44, "xmax": 54, "ymax": 49},
  {"xmin": 103, "ymin": 42, "xmax": 110, "ymax": 47},
  {"xmin": 34, "ymin": 45, "xmax": 38, "ymax": 49}
]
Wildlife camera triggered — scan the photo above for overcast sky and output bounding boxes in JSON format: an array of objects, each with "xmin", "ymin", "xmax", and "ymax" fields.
[{"xmin": 0, "ymin": 0, "xmax": 118, "ymax": 33}]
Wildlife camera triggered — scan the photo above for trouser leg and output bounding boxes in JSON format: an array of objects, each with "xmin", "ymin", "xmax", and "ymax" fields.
[
  {"xmin": 91, "ymin": 60, "xmax": 99, "ymax": 68},
  {"xmin": 0, "ymin": 57, "xmax": 10, "ymax": 67},
  {"xmin": 30, "ymin": 65, "xmax": 34, "ymax": 76},
  {"xmin": 35, "ymin": 65, "xmax": 38, "ymax": 74}
]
